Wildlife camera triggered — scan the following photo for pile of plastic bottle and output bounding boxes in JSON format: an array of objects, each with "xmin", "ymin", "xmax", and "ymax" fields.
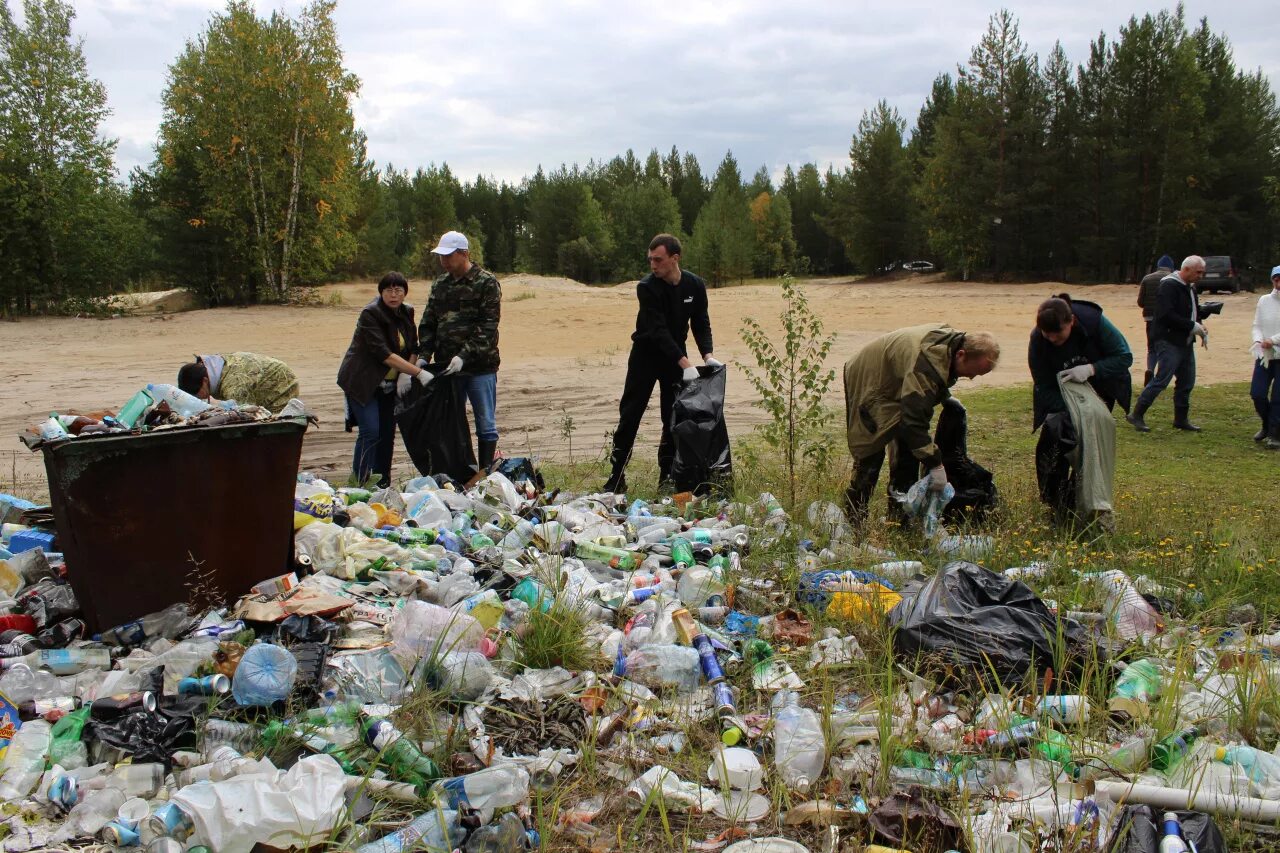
[
  {"xmin": 0, "ymin": 471, "xmax": 1278, "ymax": 852},
  {"xmin": 22, "ymin": 383, "xmax": 307, "ymax": 445}
]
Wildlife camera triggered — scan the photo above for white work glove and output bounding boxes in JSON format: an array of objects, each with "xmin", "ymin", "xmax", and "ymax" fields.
[
  {"xmin": 415, "ymin": 368, "xmax": 434, "ymax": 388},
  {"xmin": 705, "ymin": 357, "xmax": 724, "ymax": 368},
  {"xmin": 442, "ymin": 355, "xmax": 464, "ymax": 375},
  {"xmin": 681, "ymin": 366, "xmax": 700, "ymax": 382},
  {"xmin": 1058, "ymin": 364, "xmax": 1095, "ymax": 383},
  {"xmin": 395, "ymin": 372, "xmax": 412, "ymax": 397},
  {"xmin": 927, "ymin": 465, "xmax": 948, "ymax": 493}
]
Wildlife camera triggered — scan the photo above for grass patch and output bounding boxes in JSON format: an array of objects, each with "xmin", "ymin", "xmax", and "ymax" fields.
[{"xmin": 514, "ymin": 599, "xmax": 602, "ymax": 672}]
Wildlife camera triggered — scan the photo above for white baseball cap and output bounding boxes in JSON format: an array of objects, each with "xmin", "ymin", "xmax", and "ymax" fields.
[{"xmin": 430, "ymin": 231, "xmax": 469, "ymax": 255}]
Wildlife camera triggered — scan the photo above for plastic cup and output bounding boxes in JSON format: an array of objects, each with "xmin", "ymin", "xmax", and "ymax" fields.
[{"xmin": 707, "ymin": 746, "xmax": 763, "ymax": 791}]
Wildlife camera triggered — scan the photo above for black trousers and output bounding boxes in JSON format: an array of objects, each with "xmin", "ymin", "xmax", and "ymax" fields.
[
  {"xmin": 845, "ymin": 433, "xmax": 921, "ymax": 523},
  {"xmin": 609, "ymin": 347, "xmax": 682, "ymax": 481}
]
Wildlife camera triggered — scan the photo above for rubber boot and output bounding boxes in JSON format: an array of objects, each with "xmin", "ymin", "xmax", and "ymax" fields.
[
  {"xmin": 603, "ymin": 467, "xmax": 627, "ymax": 494},
  {"xmin": 1125, "ymin": 401, "xmax": 1151, "ymax": 433},
  {"xmin": 1173, "ymin": 406, "xmax": 1202, "ymax": 432},
  {"xmin": 1264, "ymin": 426, "xmax": 1280, "ymax": 451},
  {"xmin": 1255, "ymin": 421, "xmax": 1268, "ymax": 442},
  {"xmin": 477, "ymin": 439, "xmax": 497, "ymax": 473}
]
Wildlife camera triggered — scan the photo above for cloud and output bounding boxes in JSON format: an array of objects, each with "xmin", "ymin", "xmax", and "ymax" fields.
[{"xmin": 63, "ymin": 0, "xmax": 1278, "ymax": 184}]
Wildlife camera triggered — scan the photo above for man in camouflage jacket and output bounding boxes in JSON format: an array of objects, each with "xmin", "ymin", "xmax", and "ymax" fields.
[{"xmin": 417, "ymin": 230, "xmax": 503, "ymax": 472}]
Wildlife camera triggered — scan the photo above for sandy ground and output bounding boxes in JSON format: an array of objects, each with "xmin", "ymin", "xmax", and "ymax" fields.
[{"xmin": 0, "ymin": 274, "xmax": 1262, "ymax": 492}]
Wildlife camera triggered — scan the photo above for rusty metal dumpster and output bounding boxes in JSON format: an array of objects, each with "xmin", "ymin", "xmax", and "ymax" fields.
[{"xmin": 39, "ymin": 420, "xmax": 306, "ymax": 633}]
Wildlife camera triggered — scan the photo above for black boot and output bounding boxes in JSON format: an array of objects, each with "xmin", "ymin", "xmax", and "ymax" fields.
[
  {"xmin": 1265, "ymin": 426, "xmax": 1280, "ymax": 451},
  {"xmin": 1126, "ymin": 402, "xmax": 1151, "ymax": 433},
  {"xmin": 603, "ymin": 466, "xmax": 627, "ymax": 494},
  {"xmin": 1255, "ymin": 422, "xmax": 1268, "ymax": 442},
  {"xmin": 1173, "ymin": 406, "xmax": 1202, "ymax": 432},
  {"xmin": 477, "ymin": 439, "xmax": 497, "ymax": 473}
]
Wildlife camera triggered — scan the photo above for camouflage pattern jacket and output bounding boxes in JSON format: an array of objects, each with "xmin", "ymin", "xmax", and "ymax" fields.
[{"xmin": 417, "ymin": 265, "xmax": 502, "ymax": 373}]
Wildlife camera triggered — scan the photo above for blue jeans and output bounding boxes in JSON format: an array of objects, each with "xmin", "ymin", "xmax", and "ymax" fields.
[
  {"xmin": 1251, "ymin": 360, "xmax": 1280, "ymax": 431},
  {"xmin": 464, "ymin": 373, "xmax": 498, "ymax": 442},
  {"xmin": 1137, "ymin": 339, "xmax": 1195, "ymax": 410},
  {"xmin": 347, "ymin": 389, "xmax": 396, "ymax": 487}
]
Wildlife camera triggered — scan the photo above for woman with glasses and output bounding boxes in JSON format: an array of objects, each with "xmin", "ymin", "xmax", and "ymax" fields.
[{"xmin": 336, "ymin": 272, "xmax": 431, "ymax": 487}]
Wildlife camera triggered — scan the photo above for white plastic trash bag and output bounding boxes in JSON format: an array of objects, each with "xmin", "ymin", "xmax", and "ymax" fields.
[
  {"xmin": 312, "ymin": 526, "xmax": 410, "ymax": 580},
  {"xmin": 172, "ymin": 754, "xmax": 347, "ymax": 853}
]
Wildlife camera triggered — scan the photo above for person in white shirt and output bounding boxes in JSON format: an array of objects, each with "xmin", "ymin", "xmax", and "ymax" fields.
[{"xmin": 1251, "ymin": 264, "xmax": 1280, "ymax": 449}]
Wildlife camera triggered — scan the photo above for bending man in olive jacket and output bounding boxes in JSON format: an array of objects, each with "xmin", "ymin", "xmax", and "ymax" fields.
[{"xmin": 843, "ymin": 324, "xmax": 1000, "ymax": 524}]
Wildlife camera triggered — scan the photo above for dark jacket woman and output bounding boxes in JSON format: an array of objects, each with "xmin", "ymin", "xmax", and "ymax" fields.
[{"xmin": 337, "ymin": 273, "xmax": 425, "ymax": 486}]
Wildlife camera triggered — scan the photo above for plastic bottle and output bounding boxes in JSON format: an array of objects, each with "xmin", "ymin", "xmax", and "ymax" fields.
[
  {"xmin": 48, "ymin": 705, "xmax": 91, "ymax": 769},
  {"xmin": 622, "ymin": 645, "xmax": 701, "ymax": 693},
  {"xmin": 1159, "ymin": 812, "xmax": 1189, "ymax": 853},
  {"xmin": 1093, "ymin": 569, "xmax": 1161, "ymax": 640},
  {"xmin": 262, "ymin": 721, "xmax": 358, "ymax": 773},
  {"xmin": 669, "ymin": 537, "xmax": 694, "ymax": 568},
  {"xmin": 433, "ymin": 765, "xmax": 530, "ymax": 811},
  {"xmin": 571, "ymin": 540, "xmax": 641, "ymax": 570},
  {"xmin": 144, "ymin": 384, "xmax": 210, "ymax": 418},
  {"xmin": 1215, "ymin": 745, "xmax": 1280, "ymax": 785},
  {"xmin": 105, "ymin": 763, "xmax": 165, "ymax": 798},
  {"xmin": 65, "ymin": 786, "xmax": 127, "ymax": 837},
  {"xmin": 0, "ymin": 647, "xmax": 111, "ymax": 675},
  {"xmin": 462, "ymin": 811, "xmax": 528, "ymax": 853},
  {"xmin": 38, "ymin": 414, "xmax": 69, "ymax": 442},
  {"xmin": 676, "ymin": 565, "xmax": 726, "ymax": 607},
  {"xmin": 510, "ymin": 577, "xmax": 554, "ymax": 613},
  {"xmin": 0, "ymin": 718, "xmax": 51, "ymax": 800},
  {"xmin": 364, "ymin": 718, "xmax": 443, "ymax": 794},
  {"xmin": 771, "ymin": 689, "xmax": 825, "ymax": 792},
  {"xmin": 355, "ymin": 808, "xmax": 462, "ymax": 853},
  {"xmin": 0, "ymin": 663, "xmax": 61, "ymax": 704},
  {"xmin": 231, "ymin": 643, "xmax": 298, "ymax": 706},
  {"xmin": 201, "ymin": 719, "xmax": 263, "ymax": 754},
  {"xmin": 1151, "ymin": 727, "xmax": 1202, "ymax": 772},
  {"xmin": 499, "ymin": 520, "xmax": 536, "ymax": 556},
  {"xmin": 96, "ymin": 603, "xmax": 191, "ymax": 647},
  {"xmin": 1108, "ymin": 658, "xmax": 1163, "ymax": 719},
  {"xmin": 176, "ymin": 746, "xmax": 255, "ymax": 786}
]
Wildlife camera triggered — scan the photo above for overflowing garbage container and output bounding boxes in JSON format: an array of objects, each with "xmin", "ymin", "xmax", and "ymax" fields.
[{"xmin": 0, "ymin": 388, "xmax": 1276, "ymax": 852}]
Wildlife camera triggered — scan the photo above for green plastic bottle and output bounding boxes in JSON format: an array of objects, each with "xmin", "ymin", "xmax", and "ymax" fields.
[
  {"xmin": 1151, "ymin": 726, "xmax": 1201, "ymax": 772},
  {"xmin": 261, "ymin": 721, "xmax": 358, "ymax": 774},
  {"xmin": 669, "ymin": 536, "xmax": 695, "ymax": 568},
  {"xmin": 572, "ymin": 541, "xmax": 640, "ymax": 570},
  {"xmin": 363, "ymin": 718, "xmax": 442, "ymax": 794},
  {"xmin": 48, "ymin": 706, "xmax": 90, "ymax": 766}
]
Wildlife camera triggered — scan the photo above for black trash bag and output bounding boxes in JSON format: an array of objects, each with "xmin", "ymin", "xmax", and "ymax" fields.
[
  {"xmin": 1036, "ymin": 411, "xmax": 1078, "ymax": 515},
  {"xmin": 89, "ymin": 708, "xmax": 195, "ymax": 771},
  {"xmin": 668, "ymin": 365, "xmax": 732, "ymax": 495},
  {"xmin": 1106, "ymin": 805, "xmax": 1225, "ymax": 853},
  {"xmin": 395, "ymin": 367, "xmax": 477, "ymax": 484},
  {"xmin": 888, "ymin": 561, "xmax": 1101, "ymax": 689},
  {"xmin": 492, "ymin": 456, "xmax": 544, "ymax": 491},
  {"xmin": 934, "ymin": 398, "xmax": 998, "ymax": 523}
]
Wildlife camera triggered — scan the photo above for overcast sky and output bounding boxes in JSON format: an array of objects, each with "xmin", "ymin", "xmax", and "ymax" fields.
[{"xmin": 63, "ymin": 0, "xmax": 1280, "ymax": 185}]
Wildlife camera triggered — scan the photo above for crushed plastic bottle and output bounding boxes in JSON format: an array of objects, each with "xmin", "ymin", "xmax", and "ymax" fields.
[
  {"xmin": 355, "ymin": 808, "xmax": 462, "ymax": 853},
  {"xmin": 771, "ymin": 689, "xmax": 825, "ymax": 792},
  {"xmin": 0, "ymin": 718, "xmax": 51, "ymax": 800},
  {"xmin": 231, "ymin": 643, "xmax": 298, "ymax": 706}
]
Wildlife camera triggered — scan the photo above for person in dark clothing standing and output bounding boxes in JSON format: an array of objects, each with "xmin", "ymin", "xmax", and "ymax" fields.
[
  {"xmin": 336, "ymin": 272, "xmax": 428, "ymax": 487},
  {"xmin": 1028, "ymin": 295, "xmax": 1132, "ymax": 517},
  {"xmin": 1137, "ymin": 255, "xmax": 1175, "ymax": 386},
  {"xmin": 603, "ymin": 234, "xmax": 718, "ymax": 493},
  {"xmin": 1128, "ymin": 255, "xmax": 1208, "ymax": 432}
]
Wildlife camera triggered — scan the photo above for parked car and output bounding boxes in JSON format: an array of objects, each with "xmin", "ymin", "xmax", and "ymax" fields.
[
  {"xmin": 1199, "ymin": 256, "xmax": 1245, "ymax": 293},
  {"xmin": 903, "ymin": 260, "xmax": 936, "ymax": 273}
]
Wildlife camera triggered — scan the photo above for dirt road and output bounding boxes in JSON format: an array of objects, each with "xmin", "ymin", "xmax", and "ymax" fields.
[{"xmin": 0, "ymin": 275, "xmax": 1260, "ymax": 493}]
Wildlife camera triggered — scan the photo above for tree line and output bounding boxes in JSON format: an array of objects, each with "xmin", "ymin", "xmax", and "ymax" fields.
[{"xmin": 1, "ymin": 0, "xmax": 1276, "ymax": 315}]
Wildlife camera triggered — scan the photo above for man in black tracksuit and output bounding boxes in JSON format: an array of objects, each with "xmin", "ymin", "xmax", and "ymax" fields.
[
  {"xmin": 604, "ymin": 234, "xmax": 718, "ymax": 493},
  {"xmin": 1128, "ymin": 255, "xmax": 1208, "ymax": 432}
]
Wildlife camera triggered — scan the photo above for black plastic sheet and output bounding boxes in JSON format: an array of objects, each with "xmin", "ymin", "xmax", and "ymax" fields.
[
  {"xmin": 668, "ymin": 365, "xmax": 732, "ymax": 495},
  {"xmin": 934, "ymin": 398, "xmax": 998, "ymax": 523},
  {"xmin": 395, "ymin": 368, "xmax": 477, "ymax": 484},
  {"xmin": 888, "ymin": 561, "xmax": 1101, "ymax": 689},
  {"xmin": 1106, "ymin": 805, "xmax": 1225, "ymax": 853}
]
